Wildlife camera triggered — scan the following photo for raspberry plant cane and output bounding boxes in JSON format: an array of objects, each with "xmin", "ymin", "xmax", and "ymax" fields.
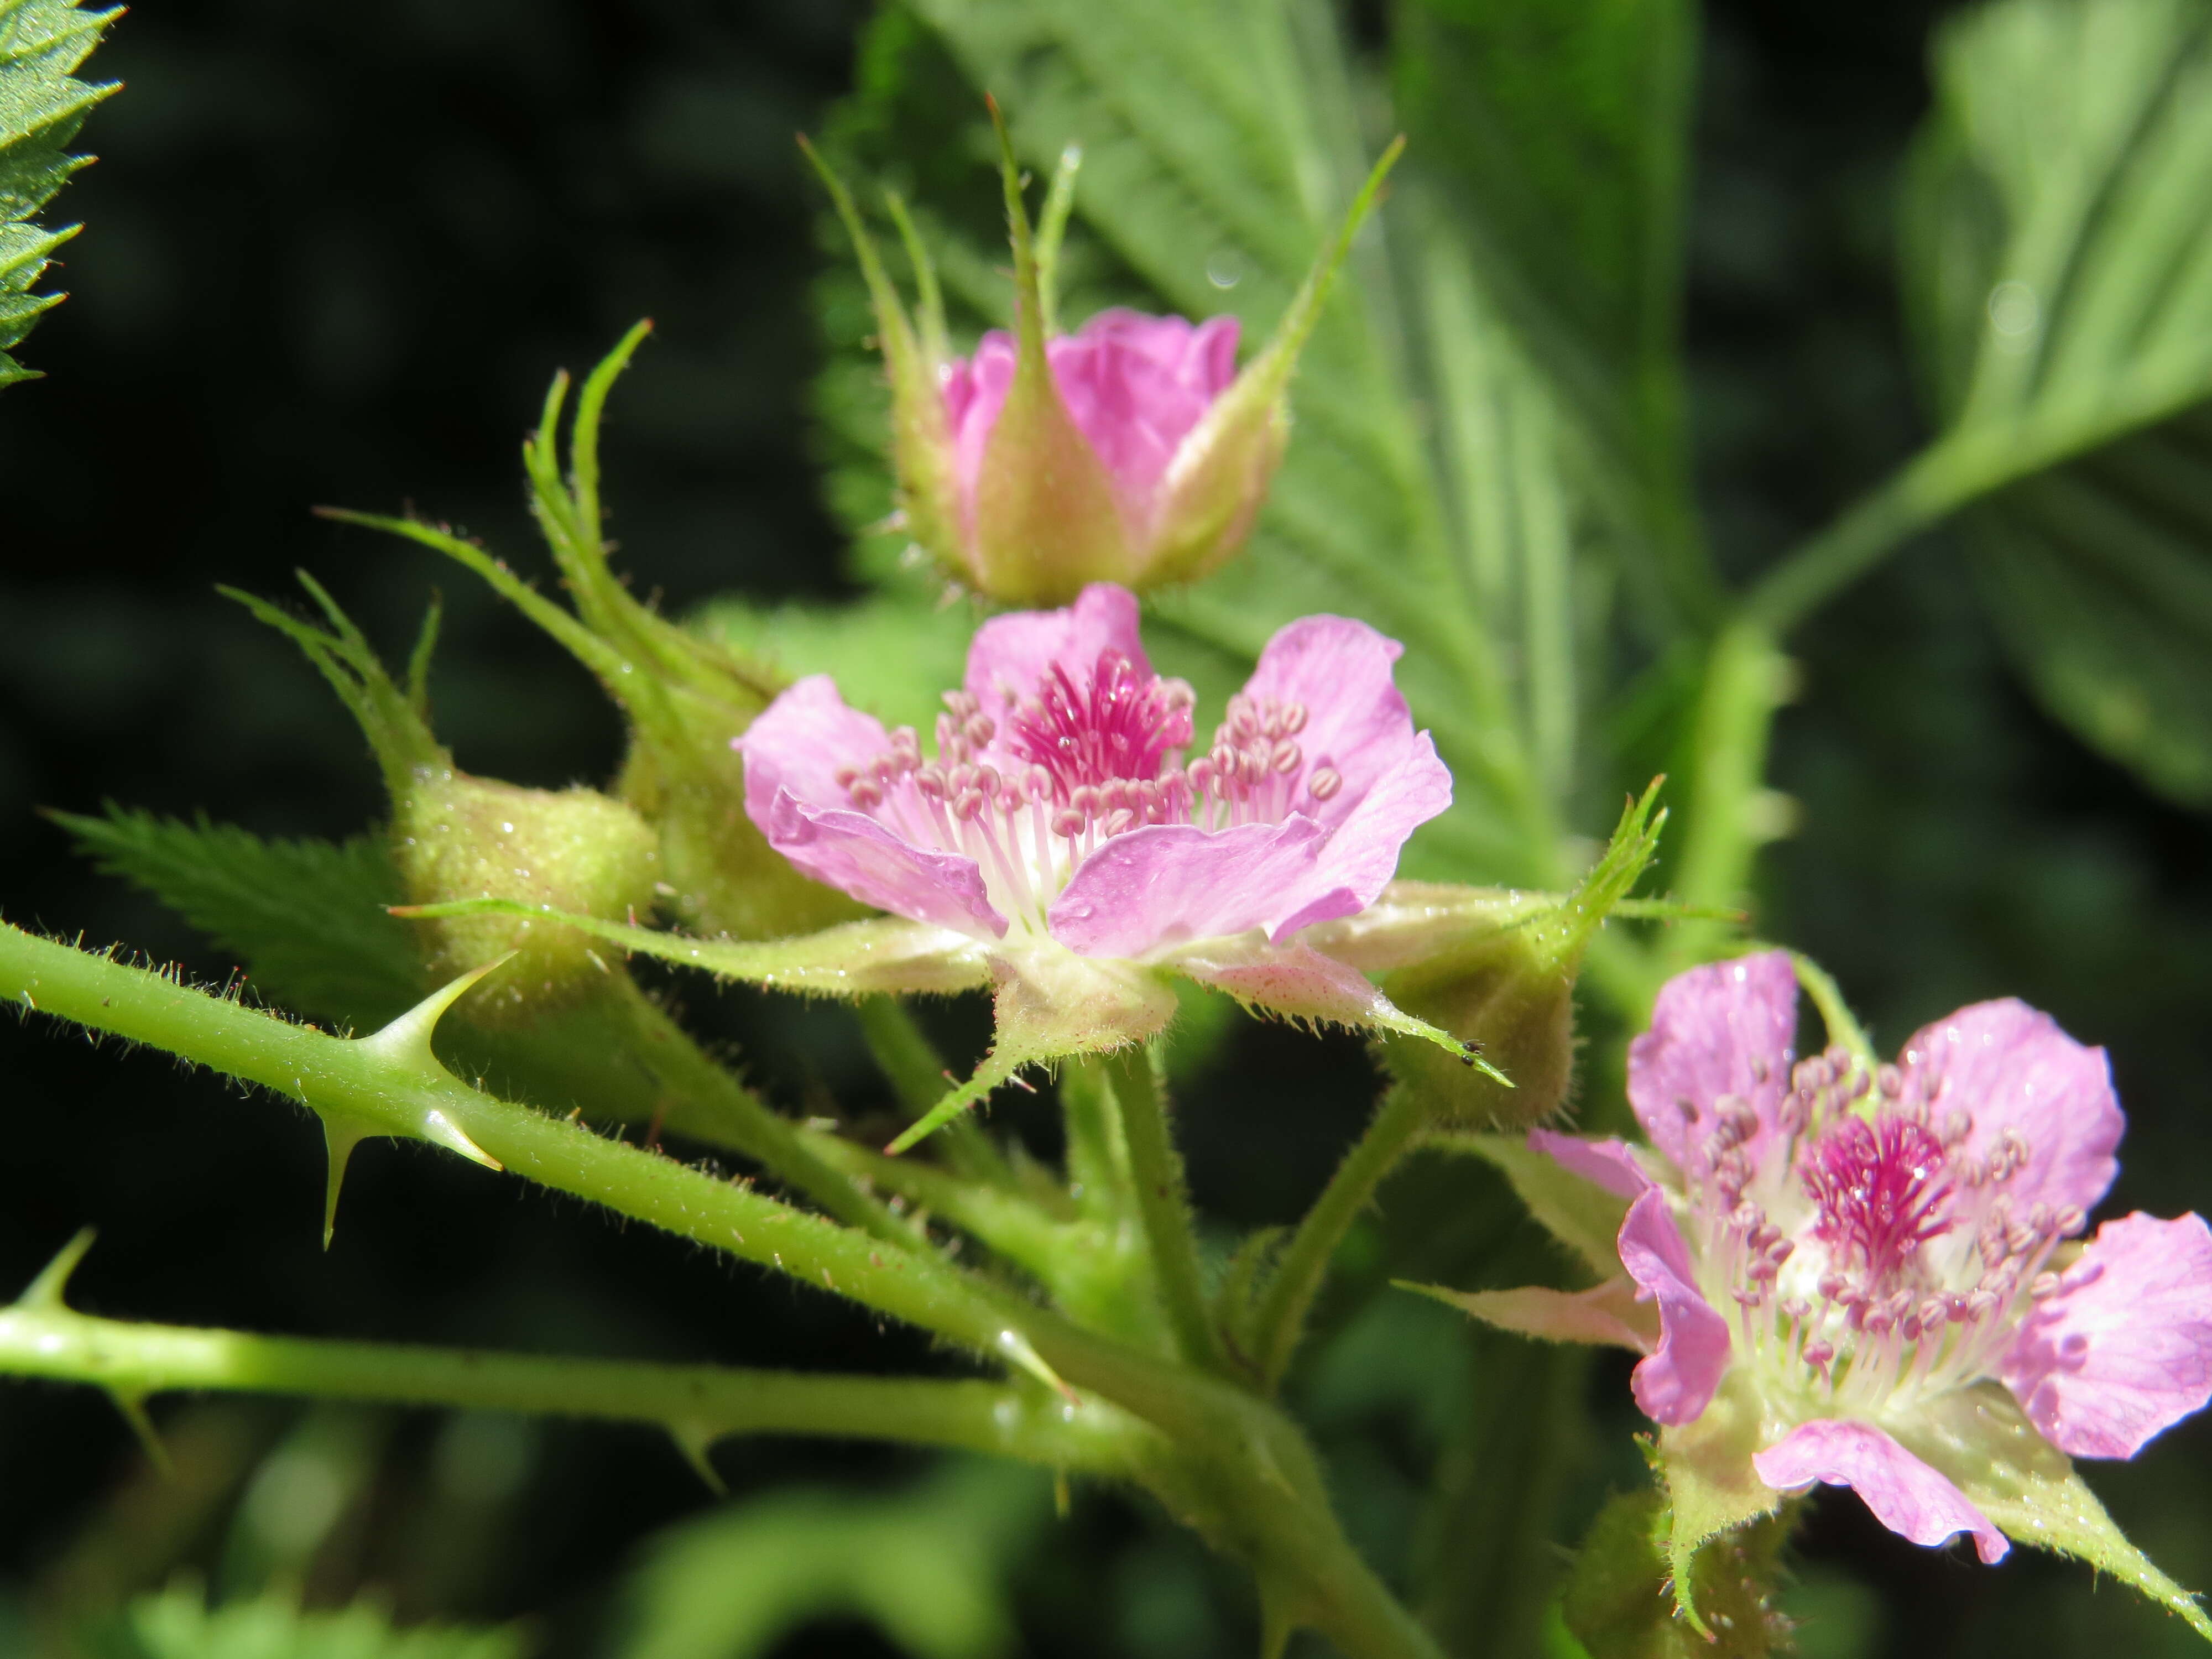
[{"xmin": 1413, "ymin": 951, "xmax": 2212, "ymax": 1639}]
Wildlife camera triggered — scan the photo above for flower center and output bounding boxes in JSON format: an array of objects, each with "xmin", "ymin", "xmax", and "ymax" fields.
[
  {"xmin": 1007, "ymin": 649, "xmax": 1193, "ymax": 799},
  {"xmin": 830, "ymin": 650, "xmax": 1345, "ymax": 935},
  {"xmin": 1803, "ymin": 1112, "xmax": 1954, "ymax": 1285},
  {"xmin": 1674, "ymin": 1056, "xmax": 2093, "ymax": 1416}
]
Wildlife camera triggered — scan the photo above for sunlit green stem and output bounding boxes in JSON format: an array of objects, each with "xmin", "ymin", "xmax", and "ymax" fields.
[
  {"xmin": 1100, "ymin": 1047, "xmax": 1222, "ymax": 1373},
  {"xmin": 0, "ymin": 1292, "xmax": 1140, "ymax": 1473},
  {"xmin": 1251, "ymin": 1086, "xmax": 1428, "ymax": 1390}
]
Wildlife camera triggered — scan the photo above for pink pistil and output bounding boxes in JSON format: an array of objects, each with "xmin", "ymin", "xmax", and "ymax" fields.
[{"xmin": 1804, "ymin": 1112, "xmax": 1955, "ymax": 1286}]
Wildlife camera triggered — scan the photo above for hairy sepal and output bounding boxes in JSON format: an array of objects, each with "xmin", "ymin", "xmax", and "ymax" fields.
[
  {"xmin": 1434, "ymin": 1132, "xmax": 1637, "ymax": 1281},
  {"xmin": 1364, "ymin": 784, "xmax": 1666, "ymax": 1128},
  {"xmin": 1652, "ymin": 1371, "xmax": 1781, "ymax": 1636},
  {"xmin": 392, "ymin": 899, "xmax": 992, "ymax": 999},
  {"xmin": 1895, "ymin": 1383, "xmax": 2212, "ymax": 1644}
]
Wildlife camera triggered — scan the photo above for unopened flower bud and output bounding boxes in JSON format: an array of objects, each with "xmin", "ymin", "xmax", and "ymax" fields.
[
  {"xmin": 396, "ymin": 771, "xmax": 659, "ymax": 1026},
  {"xmin": 806, "ymin": 113, "xmax": 1402, "ymax": 605}
]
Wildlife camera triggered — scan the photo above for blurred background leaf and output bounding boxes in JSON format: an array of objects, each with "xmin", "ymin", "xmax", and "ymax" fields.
[
  {"xmin": 610, "ymin": 1458, "xmax": 1045, "ymax": 1659},
  {"xmin": 84, "ymin": 1581, "xmax": 528, "ymax": 1659},
  {"xmin": 1901, "ymin": 0, "xmax": 2212, "ymax": 807}
]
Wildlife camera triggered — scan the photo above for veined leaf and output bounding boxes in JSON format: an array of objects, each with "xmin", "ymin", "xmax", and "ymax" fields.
[
  {"xmin": 0, "ymin": 0, "xmax": 117, "ymax": 386},
  {"xmin": 55, "ymin": 807, "xmax": 426, "ymax": 1030},
  {"xmin": 1901, "ymin": 0, "xmax": 2212, "ymax": 807},
  {"xmin": 1392, "ymin": 0, "xmax": 1710, "ymax": 632}
]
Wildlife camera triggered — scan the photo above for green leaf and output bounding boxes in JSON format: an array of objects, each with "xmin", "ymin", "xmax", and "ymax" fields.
[
  {"xmin": 1391, "ymin": 0, "xmax": 1710, "ymax": 629},
  {"xmin": 1427, "ymin": 1133, "xmax": 1633, "ymax": 1282},
  {"xmin": 87, "ymin": 1582, "xmax": 528, "ymax": 1659},
  {"xmin": 1898, "ymin": 1383, "xmax": 2212, "ymax": 1644},
  {"xmin": 1900, "ymin": 0, "xmax": 2212, "ymax": 807},
  {"xmin": 689, "ymin": 587, "xmax": 971, "ymax": 734},
  {"xmin": 0, "ymin": 0, "xmax": 118, "ymax": 386},
  {"xmin": 613, "ymin": 1459, "xmax": 1047, "ymax": 1659},
  {"xmin": 54, "ymin": 807, "xmax": 426, "ymax": 1030}
]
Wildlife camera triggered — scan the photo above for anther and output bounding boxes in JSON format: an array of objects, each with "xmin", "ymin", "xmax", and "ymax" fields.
[
  {"xmin": 1308, "ymin": 766, "xmax": 1342, "ymax": 801},
  {"xmin": 848, "ymin": 778, "xmax": 884, "ymax": 810},
  {"xmin": 1803, "ymin": 1339, "xmax": 1835, "ymax": 1371},
  {"xmin": 1279, "ymin": 702, "xmax": 1308, "ymax": 734},
  {"xmin": 1051, "ymin": 808, "xmax": 1084, "ymax": 838},
  {"xmin": 2053, "ymin": 1204, "xmax": 2085, "ymax": 1236},
  {"xmin": 2029, "ymin": 1272, "xmax": 2062, "ymax": 1301},
  {"xmin": 1876, "ymin": 1063, "xmax": 1903, "ymax": 1098},
  {"xmin": 1271, "ymin": 740, "xmax": 1302, "ymax": 774},
  {"xmin": 1103, "ymin": 808, "xmax": 1136, "ymax": 837}
]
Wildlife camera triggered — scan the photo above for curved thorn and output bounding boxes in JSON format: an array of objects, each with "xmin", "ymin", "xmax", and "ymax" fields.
[
  {"xmin": 668, "ymin": 1420, "xmax": 729, "ymax": 1496},
  {"xmin": 19, "ymin": 1227, "xmax": 96, "ymax": 1309},
  {"xmin": 358, "ymin": 953, "xmax": 517, "ymax": 1072},
  {"xmin": 108, "ymin": 1389, "xmax": 173, "ymax": 1478},
  {"xmin": 318, "ymin": 1110, "xmax": 378, "ymax": 1248}
]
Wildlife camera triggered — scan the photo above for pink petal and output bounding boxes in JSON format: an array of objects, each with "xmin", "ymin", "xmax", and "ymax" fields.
[
  {"xmin": 1753, "ymin": 1418, "xmax": 2009, "ymax": 1563},
  {"xmin": 1047, "ymin": 724, "xmax": 1447, "ymax": 960},
  {"xmin": 737, "ymin": 676, "xmax": 1004, "ymax": 938},
  {"xmin": 1047, "ymin": 817, "xmax": 1329, "ymax": 957},
  {"xmin": 1237, "ymin": 615, "xmax": 1426, "ymax": 832},
  {"xmin": 1625, "ymin": 951, "xmax": 1798, "ymax": 1182},
  {"xmin": 1897, "ymin": 999, "xmax": 2121, "ymax": 1222},
  {"xmin": 942, "ymin": 331, "xmax": 1016, "ymax": 539},
  {"xmin": 1618, "ymin": 1187, "xmax": 1731, "ymax": 1426},
  {"xmin": 963, "ymin": 582, "xmax": 1150, "ymax": 728},
  {"xmin": 1049, "ymin": 613, "xmax": 1450, "ymax": 956},
  {"xmin": 2001, "ymin": 1211, "xmax": 2212, "ymax": 1459},
  {"xmin": 1529, "ymin": 1128, "xmax": 1656, "ymax": 1201}
]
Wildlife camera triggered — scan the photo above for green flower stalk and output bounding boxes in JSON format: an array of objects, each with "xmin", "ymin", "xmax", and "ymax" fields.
[{"xmin": 807, "ymin": 109, "xmax": 1404, "ymax": 605}]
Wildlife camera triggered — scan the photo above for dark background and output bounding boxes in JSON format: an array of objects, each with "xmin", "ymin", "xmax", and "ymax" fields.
[{"xmin": 3, "ymin": 2, "xmax": 2210, "ymax": 1656}]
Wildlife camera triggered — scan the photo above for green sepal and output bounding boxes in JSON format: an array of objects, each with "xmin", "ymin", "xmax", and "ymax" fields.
[
  {"xmin": 1144, "ymin": 135, "xmax": 1406, "ymax": 587},
  {"xmin": 1432, "ymin": 1131, "xmax": 1635, "ymax": 1281},
  {"xmin": 1397, "ymin": 1277, "xmax": 1654, "ymax": 1353},
  {"xmin": 1358, "ymin": 782, "xmax": 1666, "ymax": 1128},
  {"xmin": 1896, "ymin": 1383, "xmax": 2212, "ymax": 1644},
  {"xmin": 393, "ymin": 899, "xmax": 991, "ymax": 999},
  {"xmin": 801, "ymin": 137, "xmax": 965, "ymax": 575},
  {"xmin": 1162, "ymin": 934, "xmax": 1511, "ymax": 1085},
  {"xmin": 1652, "ymin": 1372, "xmax": 1781, "ymax": 1636},
  {"xmin": 886, "ymin": 943, "xmax": 1177, "ymax": 1155},
  {"xmin": 1557, "ymin": 1487, "xmax": 1794, "ymax": 1659},
  {"xmin": 966, "ymin": 100, "xmax": 1134, "ymax": 603}
]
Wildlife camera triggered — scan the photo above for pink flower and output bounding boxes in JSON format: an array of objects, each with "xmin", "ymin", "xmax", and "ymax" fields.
[
  {"xmin": 1461, "ymin": 953, "xmax": 2212, "ymax": 1618},
  {"xmin": 735, "ymin": 583, "xmax": 1478, "ymax": 1147},
  {"xmin": 943, "ymin": 310, "xmax": 1242, "ymax": 551}
]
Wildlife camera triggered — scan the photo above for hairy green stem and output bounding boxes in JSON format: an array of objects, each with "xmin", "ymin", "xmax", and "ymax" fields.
[
  {"xmin": 0, "ymin": 926, "xmax": 1443, "ymax": 1659},
  {"xmin": 0, "ymin": 924, "xmax": 1020, "ymax": 1358},
  {"xmin": 603, "ymin": 980, "xmax": 924, "ymax": 1250},
  {"xmin": 0, "ymin": 1279, "xmax": 1139, "ymax": 1474},
  {"xmin": 1102, "ymin": 1047, "xmax": 1221, "ymax": 1373},
  {"xmin": 1251, "ymin": 1086, "xmax": 1428, "ymax": 1390}
]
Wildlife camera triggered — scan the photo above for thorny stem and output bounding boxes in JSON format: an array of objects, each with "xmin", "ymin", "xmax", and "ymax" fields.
[
  {"xmin": 1101, "ymin": 1047, "xmax": 1223, "ymax": 1373},
  {"xmin": 0, "ymin": 925, "xmax": 1446, "ymax": 1659},
  {"xmin": 0, "ymin": 1281, "xmax": 1142, "ymax": 1474},
  {"xmin": 1251, "ymin": 1086, "xmax": 1429, "ymax": 1390}
]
